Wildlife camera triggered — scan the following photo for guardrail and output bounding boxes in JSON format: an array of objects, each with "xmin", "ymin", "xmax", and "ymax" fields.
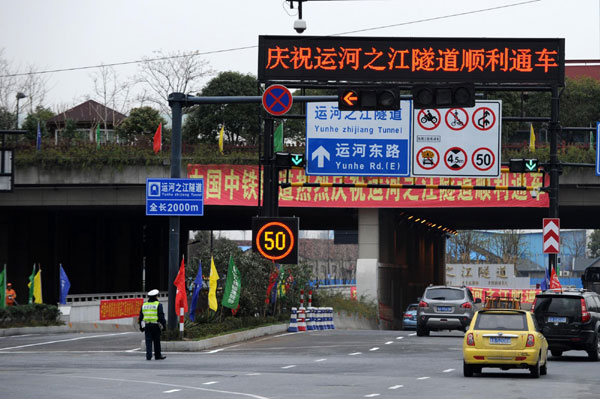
[{"xmin": 65, "ymin": 291, "xmax": 168, "ymax": 303}]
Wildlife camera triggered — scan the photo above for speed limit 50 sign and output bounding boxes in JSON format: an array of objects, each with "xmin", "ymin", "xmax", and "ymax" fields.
[
  {"xmin": 252, "ymin": 217, "xmax": 299, "ymax": 264},
  {"xmin": 412, "ymin": 100, "xmax": 501, "ymax": 177}
]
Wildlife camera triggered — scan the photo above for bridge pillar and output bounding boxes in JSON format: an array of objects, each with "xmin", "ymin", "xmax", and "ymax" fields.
[{"xmin": 356, "ymin": 208, "xmax": 379, "ymax": 305}]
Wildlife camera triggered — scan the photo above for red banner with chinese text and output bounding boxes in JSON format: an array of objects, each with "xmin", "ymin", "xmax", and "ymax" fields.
[
  {"xmin": 99, "ymin": 298, "xmax": 144, "ymax": 320},
  {"xmin": 468, "ymin": 287, "xmax": 541, "ymax": 305},
  {"xmin": 187, "ymin": 164, "xmax": 548, "ymax": 208}
]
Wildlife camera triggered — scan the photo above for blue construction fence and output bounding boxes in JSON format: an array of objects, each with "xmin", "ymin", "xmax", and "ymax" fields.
[
  {"xmin": 529, "ymin": 277, "xmax": 582, "ymax": 288},
  {"xmin": 309, "ymin": 279, "xmax": 356, "ymax": 287}
]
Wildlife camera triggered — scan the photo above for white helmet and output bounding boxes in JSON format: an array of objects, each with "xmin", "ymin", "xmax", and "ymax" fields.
[{"xmin": 147, "ymin": 289, "xmax": 159, "ymax": 296}]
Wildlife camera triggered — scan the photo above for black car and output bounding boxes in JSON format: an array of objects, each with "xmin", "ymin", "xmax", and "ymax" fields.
[{"xmin": 532, "ymin": 289, "xmax": 600, "ymax": 360}]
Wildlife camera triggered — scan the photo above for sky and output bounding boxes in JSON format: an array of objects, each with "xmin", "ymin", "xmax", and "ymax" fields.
[{"xmin": 0, "ymin": 0, "xmax": 598, "ymax": 110}]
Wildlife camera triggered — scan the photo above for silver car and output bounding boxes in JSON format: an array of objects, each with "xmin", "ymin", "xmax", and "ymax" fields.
[{"xmin": 416, "ymin": 285, "xmax": 481, "ymax": 336}]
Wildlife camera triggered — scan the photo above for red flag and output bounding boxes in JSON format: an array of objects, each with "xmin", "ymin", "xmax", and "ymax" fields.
[
  {"xmin": 174, "ymin": 256, "xmax": 188, "ymax": 313},
  {"xmin": 153, "ymin": 123, "xmax": 162, "ymax": 154},
  {"xmin": 549, "ymin": 267, "xmax": 562, "ymax": 290},
  {"xmin": 265, "ymin": 268, "xmax": 279, "ymax": 304}
]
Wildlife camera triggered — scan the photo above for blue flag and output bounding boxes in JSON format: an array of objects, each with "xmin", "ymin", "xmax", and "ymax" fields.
[
  {"xmin": 36, "ymin": 121, "xmax": 41, "ymax": 151},
  {"xmin": 189, "ymin": 260, "xmax": 203, "ymax": 322},
  {"xmin": 540, "ymin": 266, "xmax": 550, "ymax": 291},
  {"xmin": 59, "ymin": 264, "xmax": 71, "ymax": 304}
]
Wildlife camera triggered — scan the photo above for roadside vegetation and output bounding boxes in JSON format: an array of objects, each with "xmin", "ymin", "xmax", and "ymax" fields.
[{"xmin": 0, "ymin": 304, "xmax": 62, "ymax": 329}]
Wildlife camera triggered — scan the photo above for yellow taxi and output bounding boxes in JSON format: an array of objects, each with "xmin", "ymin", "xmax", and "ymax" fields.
[{"xmin": 463, "ymin": 309, "xmax": 548, "ymax": 378}]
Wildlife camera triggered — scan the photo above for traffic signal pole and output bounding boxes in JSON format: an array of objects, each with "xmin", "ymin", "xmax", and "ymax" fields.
[
  {"xmin": 262, "ymin": 117, "xmax": 278, "ymax": 217},
  {"xmin": 548, "ymin": 85, "xmax": 561, "ymax": 275}
]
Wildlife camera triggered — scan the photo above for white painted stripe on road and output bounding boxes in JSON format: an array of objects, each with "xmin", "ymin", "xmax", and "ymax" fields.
[
  {"xmin": 443, "ymin": 368, "xmax": 455, "ymax": 373},
  {"xmin": 417, "ymin": 376, "xmax": 430, "ymax": 380},
  {"xmin": 281, "ymin": 365, "xmax": 296, "ymax": 369},
  {"xmin": 126, "ymin": 348, "xmax": 141, "ymax": 352},
  {"xmin": 203, "ymin": 381, "xmax": 219, "ymax": 385},
  {"xmin": 396, "ymin": 336, "xmax": 404, "ymax": 340},
  {"xmin": 364, "ymin": 394, "xmax": 380, "ymax": 397},
  {"xmin": 163, "ymin": 389, "xmax": 181, "ymax": 393},
  {"xmin": 369, "ymin": 347, "xmax": 380, "ymax": 351},
  {"xmin": 348, "ymin": 352, "xmax": 362, "ymax": 356},
  {"xmin": 68, "ymin": 375, "xmax": 272, "ymax": 399},
  {"xmin": 388, "ymin": 385, "xmax": 403, "ymax": 390},
  {"xmin": 315, "ymin": 358, "xmax": 327, "ymax": 362},
  {"xmin": 272, "ymin": 332, "xmax": 297, "ymax": 338},
  {"xmin": 0, "ymin": 334, "xmax": 35, "ymax": 338},
  {"xmin": 0, "ymin": 332, "xmax": 133, "ymax": 351},
  {"xmin": 409, "ymin": 333, "xmax": 417, "ymax": 336},
  {"xmin": 246, "ymin": 373, "xmax": 261, "ymax": 376},
  {"xmin": 206, "ymin": 348, "xmax": 224, "ymax": 354},
  {"xmin": 385, "ymin": 341, "xmax": 393, "ymax": 345}
]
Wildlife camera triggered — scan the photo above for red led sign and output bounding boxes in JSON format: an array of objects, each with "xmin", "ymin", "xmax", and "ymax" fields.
[{"xmin": 258, "ymin": 36, "xmax": 564, "ymax": 85}]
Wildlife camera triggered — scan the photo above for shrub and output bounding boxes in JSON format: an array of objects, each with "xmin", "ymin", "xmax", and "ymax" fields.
[
  {"xmin": 0, "ymin": 304, "xmax": 63, "ymax": 328},
  {"xmin": 312, "ymin": 291, "xmax": 377, "ymax": 320}
]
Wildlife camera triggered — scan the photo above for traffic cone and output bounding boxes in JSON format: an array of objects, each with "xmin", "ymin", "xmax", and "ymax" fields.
[
  {"xmin": 329, "ymin": 307, "xmax": 335, "ymax": 330},
  {"xmin": 306, "ymin": 307, "xmax": 315, "ymax": 330},
  {"xmin": 297, "ymin": 307, "xmax": 307, "ymax": 331},
  {"xmin": 317, "ymin": 307, "xmax": 324, "ymax": 330},
  {"xmin": 287, "ymin": 307, "xmax": 298, "ymax": 332}
]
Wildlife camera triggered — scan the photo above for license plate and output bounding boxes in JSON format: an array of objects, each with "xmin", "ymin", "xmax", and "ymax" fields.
[
  {"xmin": 437, "ymin": 306, "xmax": 452, "ymax": 312},
  {"xmin": 489, "ymin": 337, "xmax": 511, "ymax": 345},
  {"xmin": 548, "ymin": 316, "xmax": 567, "ymax": 323}
]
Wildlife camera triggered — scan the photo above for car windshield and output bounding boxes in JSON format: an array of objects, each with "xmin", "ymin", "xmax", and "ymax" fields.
[
  {"xmin": 425, "ymin": 288, "xmax": 464, "ymax": 301},
  {"xmin": 407, "ymin": 305, "xmax": 418, "ymax": 311},
  {"xmin": 534, "ymin": 296, "xmax": 581, "ymax": 317},
  {"xmin": 474, "ymin": 313, "xmax": 528, "ymax": 331}
]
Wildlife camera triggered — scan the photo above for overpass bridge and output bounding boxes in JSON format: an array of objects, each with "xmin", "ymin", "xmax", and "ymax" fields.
[{"xmin": 1, "ymin": 164, "xmax": 599, "ymax": 328}]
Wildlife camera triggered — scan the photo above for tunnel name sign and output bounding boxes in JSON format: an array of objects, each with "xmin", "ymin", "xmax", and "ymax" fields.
[
  {"xmin": 252, "ymin": 217, "xmax": 299, "ymax": 264},
  {"xmin": 146, "ymin": 178, "xmax": 204, "ymax": 216},
  {"xmin": 258, "ymin": 36, "xmax": 564, "ymax": 85}
]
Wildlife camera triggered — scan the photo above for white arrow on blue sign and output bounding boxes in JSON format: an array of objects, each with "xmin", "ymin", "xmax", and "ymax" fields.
[
  {"xmin": 146, "ymin": 178, "xmax": 204, "ymax": 216},
  {"xmin": 305, "ymin": 101, "xmax": 412, "ymax": 176}
]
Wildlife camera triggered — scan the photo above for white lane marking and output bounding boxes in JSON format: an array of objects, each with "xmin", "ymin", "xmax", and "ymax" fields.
[
  {"xmin": 281, "ymin": 365, "xmax": 296, "ymax": 369},
  {"xmin": 206, "ymin": 348, "xmax": 224, "ymax": 354},
  {"xmin": 0, "ymin": 334, "xmax": 35, "ymax": 338},
  {"xmin": 385, "ymin": 341, "xmax": 393, "ymax": 345},
  {"xmin": 417, "ymin": 376, "xmax": 430, "ymax": 380},
  {"xmin": 272, "ymin": 332, "xmax": 297, "ymax": 338},
  {"xmin": 364, "ymin": 394, "xmax": 380, "ymax": 398},
  {"xmin": 443, "ymin": 368, "xmax": 455, "ymax": 373},
  {"xmin": 0, "ymin": 332, "xmax": 133, "ymax": 351},
  {"xmin": 396, "ymin": 336, "xmax": 404, "ymax": 340},
  {"xmin": 126, "ymin": 348, "xmax": 141, "ymax": 352},
  {"xmin": 348, "ymin": 352, "xmax": 362, "ymax": 356},
  {"xmin": 67, "ymin": 375, "xmax": 271, "ymax": 399},
  {"xmin": 314, "ymin": 358, "xmax": 327, "ymax": 362},
  {"xmin": 369, "ymin": 347, "xmax": 380, "ymax": 351},
  {"xmin": 163, "ymin": 389, "xmax": 181, "ymax": 393},
  {"xmin": 388, "ymin": 385, "xmax": 404, "ymax": 390},
  {"xmin": 246, "ymin": 373, "xmax": 261, "ymax": 376},
  {"xmin": 409, "ymin": 333, "xmax": 417, "ymax": 336},
  {"xmin": 203, "ymin": 381, "xmax": 219, "ymax": 385}
]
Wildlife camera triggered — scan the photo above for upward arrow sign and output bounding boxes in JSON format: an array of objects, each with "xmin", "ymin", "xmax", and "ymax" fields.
[{"xmin": 312, "ymin": 146, "xmax": 330, "ymax": 168}]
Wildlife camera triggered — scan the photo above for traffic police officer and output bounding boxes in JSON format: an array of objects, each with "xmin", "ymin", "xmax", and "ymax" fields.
[{"xmin": 139, "ymin": 289, "xmax": 167, "ymax": 360}]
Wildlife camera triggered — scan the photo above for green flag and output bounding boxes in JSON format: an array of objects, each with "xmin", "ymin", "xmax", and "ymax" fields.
[
  {"xmin": 0, "ymin": 265, "xmax": 6, "ymax": 309},
  {"xmin": 96, "ymin": 124, "xmax": 101, "ymax": 149},
  {"xmin": 221, "ymin": 255, "xmax": 242, "ymax": 309},
  {"xmin": 28, "ymin": 264, "xmax": 36, "ymax": 304},
  {"xmin": 273, "ymin": 122, "xmax": 283, "ymax": 153}
]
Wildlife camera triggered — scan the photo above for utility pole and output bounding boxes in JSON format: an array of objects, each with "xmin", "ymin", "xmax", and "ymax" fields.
[{"xmin": 548, "ymin": 85, "xmax": 561, "ymax": 274}]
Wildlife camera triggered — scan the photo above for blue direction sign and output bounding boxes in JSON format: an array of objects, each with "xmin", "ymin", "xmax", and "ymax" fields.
[
  {"xmin": 305, "ymin": 101, "xmax": 412, "ymax": 176},
  {"xmin": 146, "ymin": 178, "xmax": 204, "ymax": 216}
]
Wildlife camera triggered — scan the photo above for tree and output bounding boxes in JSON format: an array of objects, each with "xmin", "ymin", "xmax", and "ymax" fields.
[
  {"xmin": 136, "ymin": 50, "xmax": 213, "ymax": 118},
  {"xmin": 183, "ymin": 71, "xmax": 261, "ymax": 146},
  {"xmin": 0, "ymin": 107, "xmax": 14, "ymax": 130},
  {"xmin": 588, "ymin": 230, "xmax": 600, "ymax": 258},
  {"xmin": 21, "ymin": 106, "xmax": 55, "ymax": 142},
  {"xmin": 488, "ymin": 230, "xmax": 527, "ymax": 266},
  {"xmin": 89, "ymin": 65, "xmax": 131, "ymax": 133},
  {"xmin": 116, "ymin": 106, "xmax": 167, "ymax": 143},
  {"xmin": 446, "ymin": 231, "xmax": 490, "ymax": 263}
]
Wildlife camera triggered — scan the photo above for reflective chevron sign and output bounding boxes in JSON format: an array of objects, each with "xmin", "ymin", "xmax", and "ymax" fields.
[{"xmin": 543, "ymin": 218, "xmax": 560, "ymax": 254}]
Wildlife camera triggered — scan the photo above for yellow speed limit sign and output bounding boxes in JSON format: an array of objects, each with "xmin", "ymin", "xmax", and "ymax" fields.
[{"xmin": 252, "ymin": 217, "xmax": 299, "ymax": 264}]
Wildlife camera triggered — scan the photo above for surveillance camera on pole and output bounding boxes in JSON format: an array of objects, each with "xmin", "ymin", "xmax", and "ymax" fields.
[{"xmin": 293, "ymin": 19, "xmax": 306, "ymax": 33}]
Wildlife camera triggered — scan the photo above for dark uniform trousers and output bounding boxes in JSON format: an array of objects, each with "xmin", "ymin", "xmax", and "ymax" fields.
[{"xmin": 144, "ymin": 323, "xmax": 163, "ymax": 360}]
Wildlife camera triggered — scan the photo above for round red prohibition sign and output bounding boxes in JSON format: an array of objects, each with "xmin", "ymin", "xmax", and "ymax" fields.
[
  {"xmin": 471, "ymin": 147, "xmax": 496, "ymax": 171},
  {"xmin": 417, "ymin": 109, "xmax": 441, "ymax": 131},
  {"xmin": 444, "ymin": 147, "xmax": 468, "ymax": 171},
  {"xmin": 472, "ymin": 107, "xmax": 496, "ymax": 131},
  {"xmin": 445, "ymin": 108, "xmax": 469, "ymax": 131},
  {"xmin": 262, "ymin": 85, "xmax": 293, "ymax": 116},
  {"xmin": 416, "ymin": 146, "xmax": 440, "ymax": 170},
  {"xmin": 255, "ymin": 221, "xmax": 295, "ymax": 261}
]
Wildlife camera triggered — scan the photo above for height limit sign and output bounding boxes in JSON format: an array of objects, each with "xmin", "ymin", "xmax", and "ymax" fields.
[{"xmin": 412, "ymin": 100, "xmax": 502, "ymax": 177}]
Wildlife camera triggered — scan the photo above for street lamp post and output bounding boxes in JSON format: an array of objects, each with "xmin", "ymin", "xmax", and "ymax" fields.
[{"xmin": 15, "ymin": 92, "xmax": 27, "ymax": 129}]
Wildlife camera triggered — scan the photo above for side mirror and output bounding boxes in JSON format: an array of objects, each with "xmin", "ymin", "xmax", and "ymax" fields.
[{"xmin": 474, "ymin": 298, "xmax": 482, "ymax": 304}]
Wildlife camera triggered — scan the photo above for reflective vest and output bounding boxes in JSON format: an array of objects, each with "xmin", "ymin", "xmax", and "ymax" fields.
[{"xmin": 141, "ymin": 301, "xmax": 159, "ymax": 323}]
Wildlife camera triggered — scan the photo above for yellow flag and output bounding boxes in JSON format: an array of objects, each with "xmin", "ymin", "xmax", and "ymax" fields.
[
  {"xmin": 529, "ymin": 123, "xmax": 536, "ymax": 152},
  {"xmin": 218, "ymin": 125, "xmax": 224, "ymax": 155},
  {"xmin": 27, "ymin": 269, "xmax": 43, "ymax": 304},
  {"xmin": 208, "ymin": 256, "xmax": 219, "ymax": 311}
]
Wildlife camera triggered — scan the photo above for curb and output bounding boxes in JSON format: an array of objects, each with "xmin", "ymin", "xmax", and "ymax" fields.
[{"xmin": 0, "ymin": 322, "xmax": 138, "ymax": 337}]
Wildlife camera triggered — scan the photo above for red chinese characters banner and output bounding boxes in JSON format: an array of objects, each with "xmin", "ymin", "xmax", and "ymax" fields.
[
  {"xmin": 468, "ymin": 287, "xmax": 541, "ymax": 304},
  {"xmin": 187, "ymin": 164, "xmax": 548, "ymax": 208},
  {"xmin": 99, "ymin": 298, "xmax": 144, "ymax": 320}
]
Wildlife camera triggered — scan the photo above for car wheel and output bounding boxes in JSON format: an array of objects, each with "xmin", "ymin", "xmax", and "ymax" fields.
[
  {"xmin": 416, "ymin": 324, "xmax": 429, "ymax": 337},
  {"xmin": 540, "ymin": 351, "xmax": 548, "ymax": 376},
  {"xmin": 550, "ymin": 349, "xmax": 562, "ymax": 357},
  {"xmin": 586, "ymin": 331, "xmax": 600, "ymax": 361},
  {"xmin": 463, "ymin": 362, "xmax": 474, "ymax": 377},
  {"xmin": 529, "ymin": 357, "xmax": 541, "ymax": 378}
]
